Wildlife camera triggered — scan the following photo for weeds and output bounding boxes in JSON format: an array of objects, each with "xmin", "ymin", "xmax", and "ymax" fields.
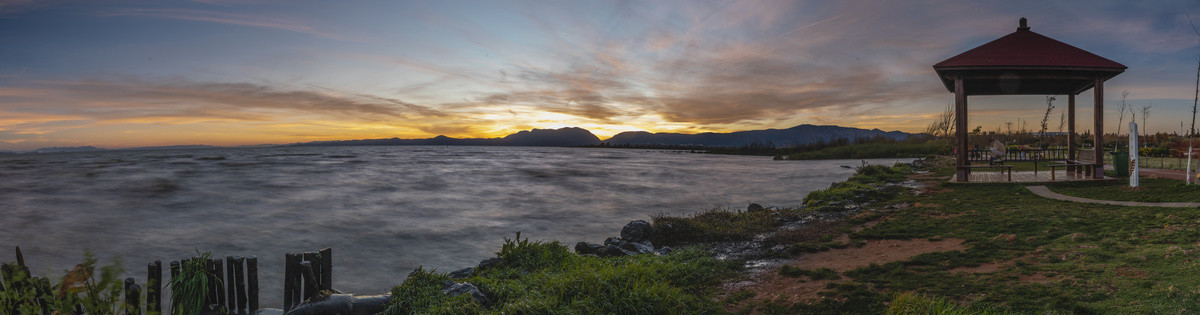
[
  {"xmin": 0, "ymin": 251, "xmax": 124, "ymax": 314},
  {"xmin": 168, "ymin": 251, "xmax": 221, "ymax": 315}
]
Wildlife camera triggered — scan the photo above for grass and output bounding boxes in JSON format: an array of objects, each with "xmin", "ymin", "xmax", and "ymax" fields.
[
  {"xmin": 778, "ymin": 141, "xmax": 949, "ymax": 160},
  {"xmin": 779, "ymin": 266, "xmax": 840, "ymax": 280},
  {"xmin": 760, "ymin": 160, "xmax": 1200, "ymax": 313},
  {"xmin": 169, "ymin": 251, "xmax": 221, "ymax": 315},
  {"xmin": 382, "ymin": 234, "xmax": 741, "ymax": 314},
  {"xmin": 1047, "ymin": 177, "xmax": 1200, "ymax": 203},
  {"xmin": 0, "ymin": 251, "xmax": 124, "ymax": 314}
]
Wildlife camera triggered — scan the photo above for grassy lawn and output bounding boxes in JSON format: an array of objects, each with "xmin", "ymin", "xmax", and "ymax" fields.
[
  {"xmin": 745, "ymin": 159, "xmax": 1200, "ymax": 313},
  {"xmin": 1047, "ymin": 177, "xmax": 1200, "ymax": 203}
]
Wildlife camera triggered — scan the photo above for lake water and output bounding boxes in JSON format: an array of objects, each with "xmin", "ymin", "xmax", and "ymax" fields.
[{"xmin": 0, "ymin": 146, "xmax": 910, "ymax": 307}]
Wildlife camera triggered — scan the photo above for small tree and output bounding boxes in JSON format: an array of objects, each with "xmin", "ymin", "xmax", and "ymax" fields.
[
  {"xmin": 1141, "ymin": 104, "xmax": 1152, "ymax": 142},
  {"xmin": 1039, "ymin": 96, "xmax": 1056, "ymax": 138},
  {"xmin": 1117, "ymin": 90, "xmax": 1130, "ymax": 136}
]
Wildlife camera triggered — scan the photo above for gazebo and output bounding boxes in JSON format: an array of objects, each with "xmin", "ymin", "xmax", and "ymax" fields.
[{"xmin": 933, "ymin": 18, "xmax": 1127, "ymax": 182}]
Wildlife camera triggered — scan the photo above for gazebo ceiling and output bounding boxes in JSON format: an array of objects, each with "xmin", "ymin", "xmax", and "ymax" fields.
[{"xmin": 933, "ymin": 18, "xmax": 1126, "ymax": 95}]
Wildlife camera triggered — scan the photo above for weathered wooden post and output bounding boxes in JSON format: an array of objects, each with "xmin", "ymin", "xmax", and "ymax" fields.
[
  {"xmin": 299, "ymin": 260, "xmax": 318, "ymax": 299},
  {"xmin": 225, "ymin": 256, "xmax": 237, "ymax": 312},
  {"xmin": 147, "ymin": 260, "xmax": 162, "ymax": 315},
  {"xmin": 284, "ymin": 253, "xmax": 300, "ymax": 310},
  {"xmin": 319, "ymin": 248, "xmax": 332, "ymax": 291},
  {"xmin": 246, "ymin": 257, "xmax": 258, "ymax": 312},
  {"xmin": 124, "ymin": 277, "xmax": 141, "ymax": 315},
  {"xmin": 233, "ymin": 257, "xmax": 247, "ymax": 313}
]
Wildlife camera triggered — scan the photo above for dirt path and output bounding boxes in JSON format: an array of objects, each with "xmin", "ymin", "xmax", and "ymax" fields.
[{"xmin": 1139, "ymin": 168, "xmax": 1194, "ymax": 181}]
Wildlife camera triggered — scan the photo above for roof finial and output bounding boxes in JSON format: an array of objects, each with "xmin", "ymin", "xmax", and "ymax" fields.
[{"xmin": 1018, "ymin": 17, "xmax": 1030, "ymax": 31}]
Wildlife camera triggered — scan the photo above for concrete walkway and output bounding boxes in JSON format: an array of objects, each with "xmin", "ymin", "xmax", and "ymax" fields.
[{"xmin": 1025, "ymin": 185, "xmax": 1200, "ymax": 208}]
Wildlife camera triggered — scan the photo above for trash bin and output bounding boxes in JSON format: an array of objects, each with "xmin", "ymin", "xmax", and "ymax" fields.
[{"xmin": 1111, "ymin": 151, "xmax": 1129, "ymax": 177}]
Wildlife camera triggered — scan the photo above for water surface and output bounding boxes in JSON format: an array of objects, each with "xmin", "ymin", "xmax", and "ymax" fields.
[{"xmin": 0, "ymin": 146, "xmax": 909, "ymax": 306}]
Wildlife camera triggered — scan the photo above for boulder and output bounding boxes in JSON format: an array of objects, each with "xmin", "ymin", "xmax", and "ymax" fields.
[
  {"xmin": 620, "ymin": 220, "xmax": 654, "ymax": 243},
  {"xmin": 747, "ymin": 203, "xmax": 766, "ymax": 213},
  {"xmin": 441, "ymin": 282, "xmax": 489, "ymax": 306},
  {"xmin": 477, "ymin": 257, "xmax": 501, "ymax": 270},
  {"xmin": 604, "ymin": 237, "xmax": 657, "ymax": 255},
  {"xmin": 448, "ymin": 267, "xmax": 474, "ymax": 278},
  {"xmin": 575, "ymin": 242, "xmax": 606, "ymax": 255}
]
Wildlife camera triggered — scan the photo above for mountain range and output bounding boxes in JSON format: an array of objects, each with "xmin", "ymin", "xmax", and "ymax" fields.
[
  {"xmin": 12, "ymin": 124, "xmax": 914, "ymax": 153},
  {"xmin": 291, "ymin": 124, "xmax": 912, "ymax": 148}
]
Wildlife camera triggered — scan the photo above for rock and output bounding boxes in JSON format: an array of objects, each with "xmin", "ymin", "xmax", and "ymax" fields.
[
  {"xmin": 441, "ymin": 282, "xmax": 489, "ymax": 305},
  {"xmin": 656, "ymin": 246, "xmax": 673, "ymax": 255},
  {"xmin": 477, "ymin": 257, "xmax": 501, "ymax": 270},
  {"xmin": 620, "ymin": 220, "xmax": 654, "ymax": 243},
  {"xmin": 448, "ymin": 267, "xmax": 474, "ymax": 278},
  {"xmin": 575, "ymin": 242, "xmax": 606, "ymax": 255},
  {"xmin": 603, "ymin": 236, "xmax": 657, "ymax": 255},
  {"xmin": 747, "ymin": 203, "xmax": 766, "ymax": 213}
]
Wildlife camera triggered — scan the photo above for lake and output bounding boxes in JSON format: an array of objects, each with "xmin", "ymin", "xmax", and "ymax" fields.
[{"xmin": 0, "ymin": 145, "xmax": 911, "ymax": 307}]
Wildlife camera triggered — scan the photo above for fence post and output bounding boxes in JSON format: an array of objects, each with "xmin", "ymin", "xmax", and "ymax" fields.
[
  {"xmin": 147, "ymin": 261, "xmax": 161, "ymax": 315},
  {"xmin": 319, "ymin": 248, "xmax": 332, "ymax": 291},
  {"xmin": 233, "ymin": 257, "xmax": 246, "ymax": 313},
  {"xmin": 225, "ymin": 256, "xmax": 237, "ymax": 312},
  {"xmin": 284, "ymin": 253, "xmax": 299, "ymax": 311},
  {"xmin": 124, "ymin": 277, "xmax": 141, "ymax": 315},
  {"xmin": 247, "ymin": 256, "xmax": 258, "ymax": 313}
]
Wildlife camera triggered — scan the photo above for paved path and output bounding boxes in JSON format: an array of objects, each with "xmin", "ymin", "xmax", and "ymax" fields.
[{"xmin": 1025, "ymin": 185, "xmax": 1200, "ymax": 208}]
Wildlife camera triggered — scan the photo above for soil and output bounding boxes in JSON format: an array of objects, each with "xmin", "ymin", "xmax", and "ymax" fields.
[{"xmin": 725, "ymin": 237, "xmax": 967, "ymax": 310}]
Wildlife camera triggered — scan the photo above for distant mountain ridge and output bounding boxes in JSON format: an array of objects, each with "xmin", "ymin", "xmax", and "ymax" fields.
[
  {"xmin": 12, "ymin": 125, "xmax": 914, "ymax": 153},
  {"xmin": 604, "ymin": 124, "xmax": 911, "ymax": 147},
  {"xmin": 291, "ymin": 127, "xmax": 602, "ymax": 147}
]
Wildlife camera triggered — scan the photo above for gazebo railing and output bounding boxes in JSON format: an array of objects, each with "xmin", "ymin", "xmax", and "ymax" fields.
[{"xmin": 968, "ymin": 148, "xmax": 1070, "ymax": 162}]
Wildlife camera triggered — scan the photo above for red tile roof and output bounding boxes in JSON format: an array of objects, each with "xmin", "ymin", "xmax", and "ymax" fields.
[{"xmin": 934, "ymin": 21, "xmax": 1126, "ymax": 70}]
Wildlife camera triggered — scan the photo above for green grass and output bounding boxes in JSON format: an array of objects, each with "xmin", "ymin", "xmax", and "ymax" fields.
[
  {"xmin": 776, "ymin": 163, "xmax": 1200, "ymax": 313},
  {"xmin": 0, "ymin": 251, "xmax": 124, "ymax": 314},
  {"xmin": 1047, "ymin": 177, "xmax": 1200, "ymax": 203},
  {"xmin": 169, "ymin": 251, "xmax": 222, "ymax": 315},
  {"xmin": 886, "ymin": 292, "xmax": 1002, "ymax": 315},
  {"xmin": 779, "ymin": 141, "xmax": 949, "ymax": 160},
  {"xmin": 382, "ymin": 235, "xmax": 741, "ymax": 314}
]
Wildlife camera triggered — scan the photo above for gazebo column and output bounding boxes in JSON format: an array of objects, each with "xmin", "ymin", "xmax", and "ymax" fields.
[
  {"xmin": 1093, "ymin": 76, "xmax": 1105, "ymax": 178},
  {"xmin": 955, "ymin": 75, "xmax": 969, "ymax": 182},
  {"xmin": 1067, "ymin": 94, "xmax": 1076, "ymax": 172}
]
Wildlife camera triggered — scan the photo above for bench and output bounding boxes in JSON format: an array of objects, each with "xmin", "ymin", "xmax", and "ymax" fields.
[
  {"xmin": 962, "ymin": 164, "xmax": 1013, "ymax": 182},
  {"xmin": 1047, "ymin": 150, "xmax": 1100, "ymax": 180}
]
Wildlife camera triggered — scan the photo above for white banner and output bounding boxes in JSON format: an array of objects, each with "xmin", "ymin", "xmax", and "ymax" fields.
[{"xmin": 1129, "ymin": 122, "xmax": 1139, "ymax": 187}]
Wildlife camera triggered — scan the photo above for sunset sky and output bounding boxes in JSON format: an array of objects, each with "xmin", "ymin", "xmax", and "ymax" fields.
[{"xmin": 2, "ymin": 0, "xmax": 1200, "ymax": 150}]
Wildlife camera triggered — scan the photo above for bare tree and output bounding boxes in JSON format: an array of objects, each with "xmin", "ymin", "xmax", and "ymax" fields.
[
  {"xmin": 924, "ymin": 99, "xmax": 955, "ymax": 138},
  {"xmin": 1117, "ymin": 90, "xmax": 1130, "ymax": 135},
  {"xmin": 1189, "ymin": 14, "xmax": 1200, "ymax": 137},
  {"xmin": 1141, "ymin": 104, "xmax": 1152, "ymax": 140},
  {"xmin": 1039, "ymin": 96, "xmax": 1056, "ymax": 138}
]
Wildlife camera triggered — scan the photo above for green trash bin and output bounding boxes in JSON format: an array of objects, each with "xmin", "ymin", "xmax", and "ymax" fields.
[{"xmin": 1111, "ymin": 151, "xmax": 1129, "ymax": 177}]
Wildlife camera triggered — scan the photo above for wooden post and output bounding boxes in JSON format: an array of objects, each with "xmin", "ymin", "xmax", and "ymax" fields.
[
  {"xmin": 284, "ymin": 253, "xmax": 299, "ymax": 311},
  {"xmin": 246, "ymin": 257, "xmax": 258, "ymax": 313},
  {"xmin": 1068, "ymin": 94, "xmax": 1077, "ymax": 172},
  {"xmin": 225, "ymin": 256, "xmax": 237, "ymax": 312},
  {"xmin": 1094, "ymin": 76, "xmax": 1105, "ymax": 178},
  {"xmin": 124, "ymin": 277, "xmax": 141, "ymax": 315},
  {"xmin": 207, "ymin": 259, "xmax": 222, "ymax": 310},
  {"xmin": 300, "ymin": 252, "xmax": 318, "ymax": 300},
  {"xmin": 147, "ymin": 261, "xmax": 162, "ymax": 315},
  {"xmin": 169, "ymin": 261, "xmax": 180, "ymax": 280},
  {"xmin": 319, "ymin": 248, "xmax": 332, "ymax": 292},
  {"xmin": 954, "ymin": 74, "xmax": 969, "ymax": 181},
  {"xmin": 233, "ymin": 257, "xmax": 247, "ymax": 313}
]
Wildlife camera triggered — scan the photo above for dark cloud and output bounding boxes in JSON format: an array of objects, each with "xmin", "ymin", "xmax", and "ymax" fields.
[{"xmin": 2, "ymin": 79, "xmax": 454, "ymax": 124}]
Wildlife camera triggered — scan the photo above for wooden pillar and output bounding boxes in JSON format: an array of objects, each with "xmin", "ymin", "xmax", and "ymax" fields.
[
  {"xmin": 1093, "ymin": 76, "xmax": 1105, "ymax": 178},
  {"xmin": 1068, "ymin": 94, "xmax": 1076, "ymax": 172},
  {"xmin": 955, "ymin": 74, "xmax": 969, "ymax": 182}
]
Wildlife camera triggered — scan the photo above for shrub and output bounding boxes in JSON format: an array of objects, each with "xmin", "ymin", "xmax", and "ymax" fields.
[
  {"xmin": 169, "ymin": 251, "xmax": 222, "ymax": 315},
  {"xmin": 0, "ymin": 251, "xmax": 124, "ymax": 314}
]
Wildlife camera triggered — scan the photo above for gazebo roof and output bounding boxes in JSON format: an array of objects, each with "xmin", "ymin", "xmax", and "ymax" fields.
[{"xmin": 933, "ymin": 18, "xmax": 1126, "ymax": 95}]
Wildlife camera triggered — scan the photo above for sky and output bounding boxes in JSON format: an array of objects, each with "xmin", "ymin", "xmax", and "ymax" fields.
[{"xmin": 2, "ymin": 0, "xmax": 1200, "ymax": 150}]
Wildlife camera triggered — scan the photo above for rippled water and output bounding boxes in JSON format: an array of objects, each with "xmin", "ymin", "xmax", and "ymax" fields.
[{"xmin": 0, "ymin": 146, "xmax": 910, "ymax": 307}]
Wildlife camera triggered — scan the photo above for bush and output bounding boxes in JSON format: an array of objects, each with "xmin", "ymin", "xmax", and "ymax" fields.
[
  {"xmin": 0, "ymin": 251, "xmax": 124, "ymax": 314},
  {"xmin": 650, "ymin": 210, "xmax": 779, "ymax": 246},
  {"xmin": 382, "ymin": 237, "xmax": 740, "ymax": 314}
]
